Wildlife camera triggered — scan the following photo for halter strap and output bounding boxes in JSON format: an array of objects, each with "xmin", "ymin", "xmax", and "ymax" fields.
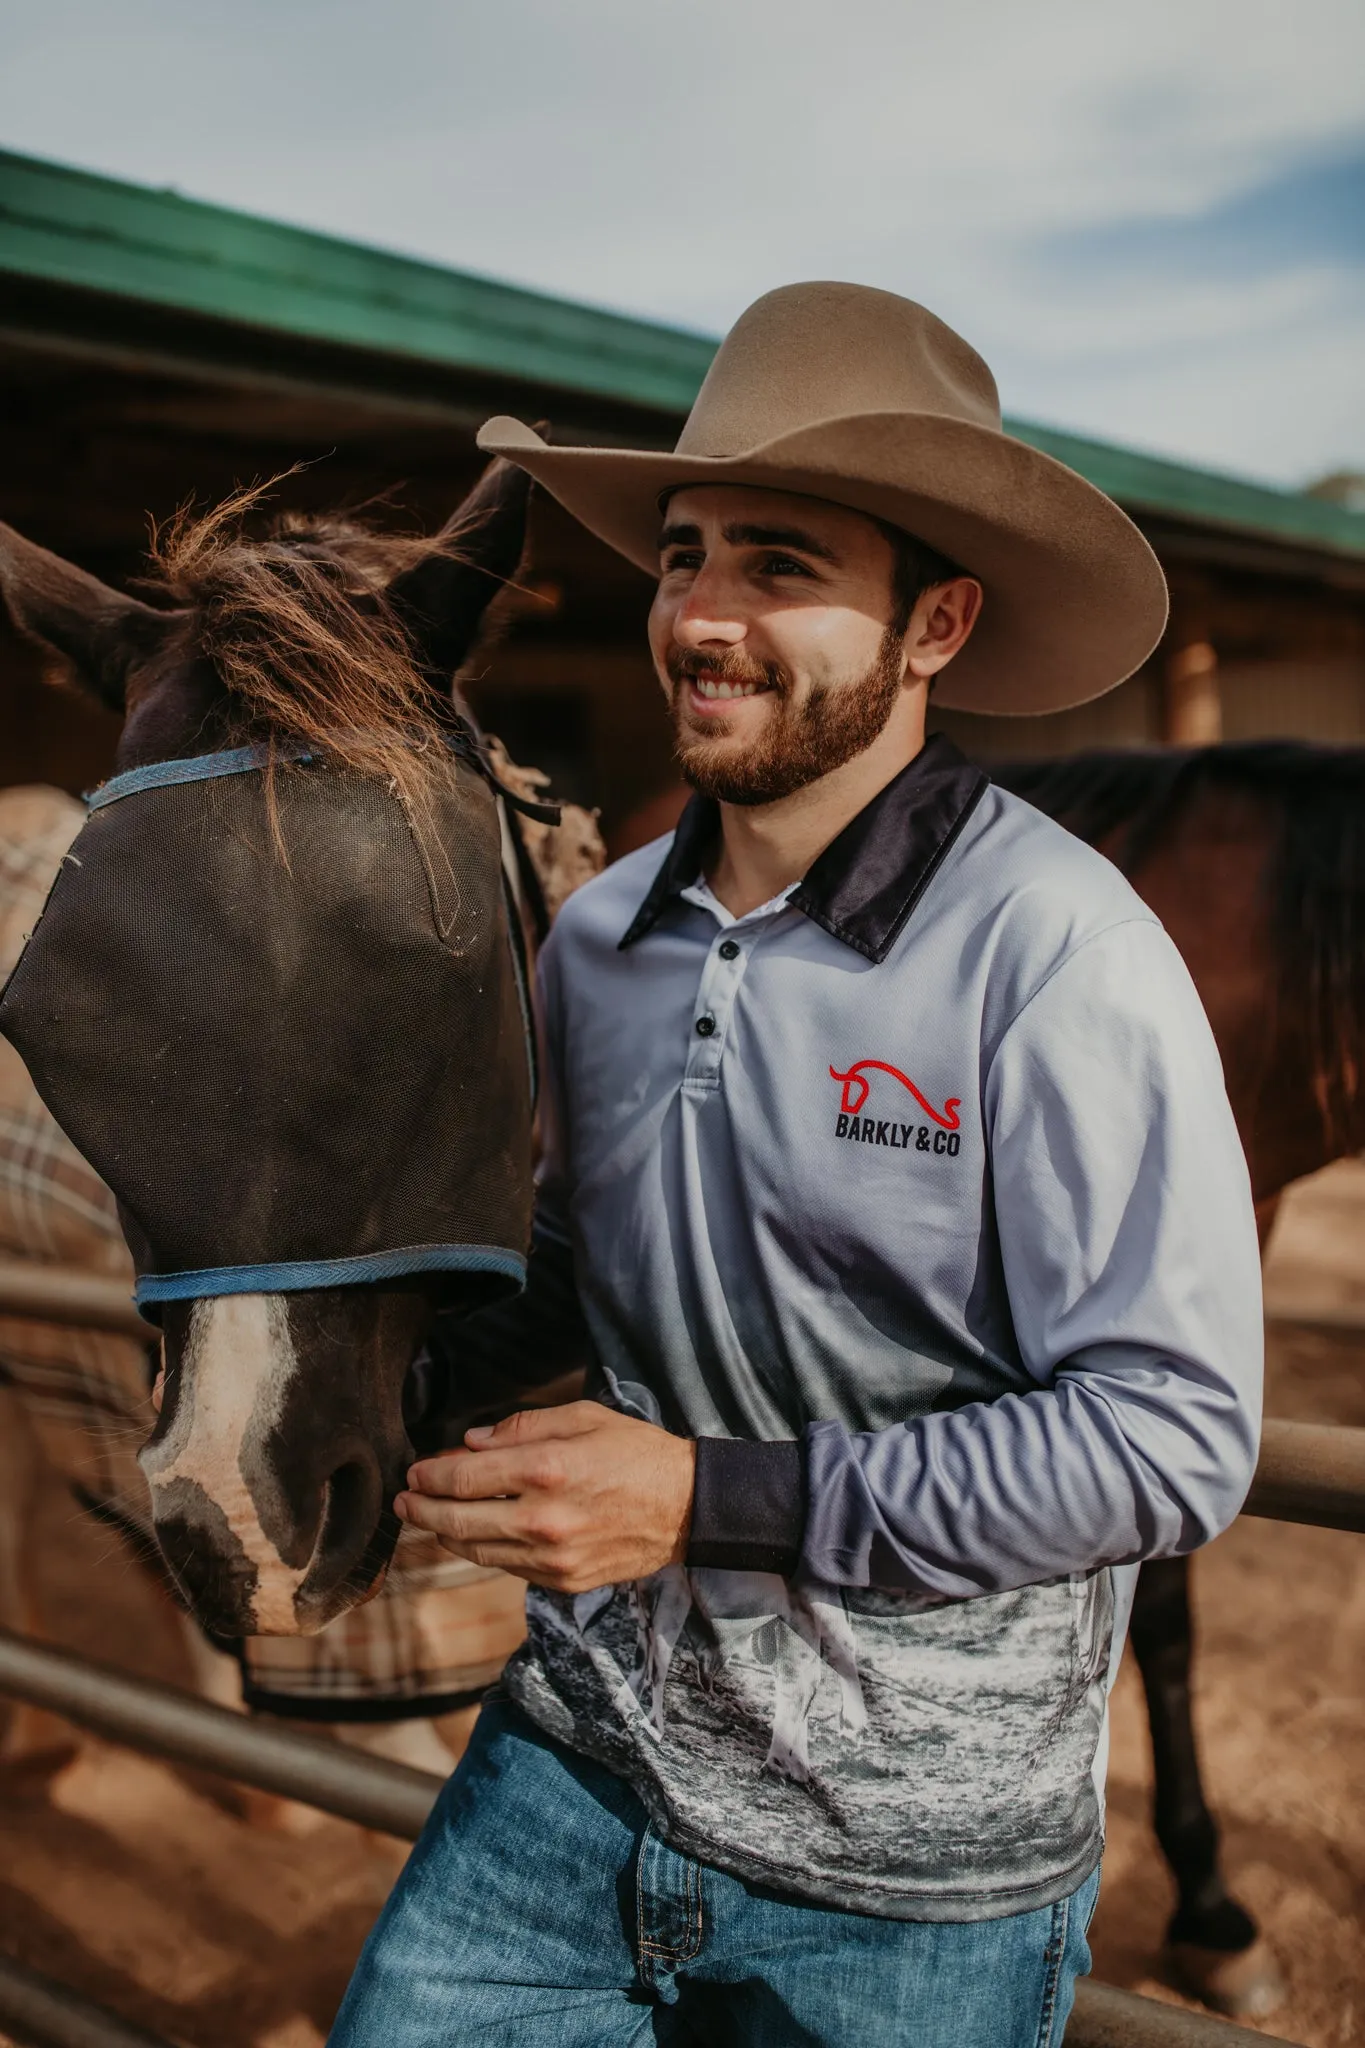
[
  {"xmin": 443, "ymin": 716, "xmax": 563, "ymax": 827},
  {"xmin": 88, "ymin": 727, "xmax": 565, "ymax": 828}
]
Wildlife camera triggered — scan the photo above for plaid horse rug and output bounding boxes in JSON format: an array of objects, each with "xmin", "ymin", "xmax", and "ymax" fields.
[{"xmin": 0, "ymin": 783, "xmax": 526, "ymax": 1719}]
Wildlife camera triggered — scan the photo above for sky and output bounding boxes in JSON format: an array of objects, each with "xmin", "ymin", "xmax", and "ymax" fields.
[{"xmin": 1, "ymin": 0, "xmax": 1362, "ymax": 489}]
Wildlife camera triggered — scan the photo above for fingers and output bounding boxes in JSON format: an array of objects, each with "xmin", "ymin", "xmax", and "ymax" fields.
[
  {"xmin": 463, "ymin": 1400, "xmax": 603, "ymax": 1448},
  {"xmin": 407, "ymin": 1444, "xmax": 558, "ymax": 1502},
  {"xmin": 437, "ymin": 1539, "xmax": 547, "ymax": 1574},
  {"xmin": 406, "ymin": 1401, "xmax": 603, "ymax": 1495},
  {"xmin": 395, "ymin": 1482, "xmax": 585, "ymax": 1587},
  {"xmin": 395, "ymin": 1403, "xmax": 694, "ymax": 1595},
  {"xmin": 396, "ymin": 1492, "xmax": 528, "ymax": 1545}
]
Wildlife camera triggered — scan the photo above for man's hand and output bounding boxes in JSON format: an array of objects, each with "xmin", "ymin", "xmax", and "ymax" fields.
[{"xmin": 395, "ymin": 1401, "xmax": 695, "ymax": 1593}]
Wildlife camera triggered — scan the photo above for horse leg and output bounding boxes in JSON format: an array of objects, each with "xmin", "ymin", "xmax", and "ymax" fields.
[{"xmin": 1129, "ymin": 1556, "xmax": 1284, "ymax": 2017}]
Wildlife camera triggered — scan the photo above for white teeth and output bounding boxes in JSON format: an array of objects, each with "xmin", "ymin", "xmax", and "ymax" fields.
[{"xmin": 694, "ymin": 676, "xmax": 760, "ymax": 699}]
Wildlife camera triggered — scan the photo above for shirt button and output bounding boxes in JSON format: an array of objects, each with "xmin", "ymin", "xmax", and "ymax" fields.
[
  {"xmin": 718, "ymin": 939, "xmax": 740, "ymax": 961},
  {"xmin": 695, "ymin": 1014, "xmax": 716, "ymax": 1037}
]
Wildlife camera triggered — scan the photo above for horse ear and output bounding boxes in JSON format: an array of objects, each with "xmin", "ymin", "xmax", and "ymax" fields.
[
  {"xmin": 386, "ymin": 456, "xmax": 532, "ymax": 690},
  {"xmin": 0, "ymin": 521, "xmax": 172, "ymax": 712}
]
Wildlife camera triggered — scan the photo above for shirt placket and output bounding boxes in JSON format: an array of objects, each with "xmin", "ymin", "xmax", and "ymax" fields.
[{"xmin": 683, "ymin": 929, "xmax": 751, "ymax": 1092}]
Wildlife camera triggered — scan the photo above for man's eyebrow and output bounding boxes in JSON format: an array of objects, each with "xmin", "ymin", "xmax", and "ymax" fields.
[
  {"xmin": 722, "ymin": 521, "xmax": 840, "ymax": 563},
  {"xmin": 655, "ymin": 518, "xmax": 842, "ymax": 563}
]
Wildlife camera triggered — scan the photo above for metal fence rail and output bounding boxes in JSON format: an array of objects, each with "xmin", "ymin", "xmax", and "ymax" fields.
[
  {"xmin": 0, "ymin": 1955, "xmax": 176, "ymax": 2048},
  {"xmin": 0, "ymin": 1258, "xmax": 149, "ymax": 1341},
  {"xmin": 1243, "ymin": 1416, "xmax": 1365, "ymax": 1532},
  {"xmin": 1068, "ymin": 1981, "xmax": 1299, "ymax": 2046},
  {"xmin": 0, "ymin": 1629, "xmax": 439, "ymax": 1840}
]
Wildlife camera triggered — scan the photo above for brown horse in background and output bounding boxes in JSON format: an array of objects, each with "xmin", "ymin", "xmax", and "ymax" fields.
[{"xmin": 998, "ymin": 740, "xmax": 1365, "ymax": 2017}]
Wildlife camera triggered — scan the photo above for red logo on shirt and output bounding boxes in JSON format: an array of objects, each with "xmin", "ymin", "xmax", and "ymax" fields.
[
  {"xmin": 829, "ymin": 1060, "xmax": 960, "ymax": 1129},
  {"xmin": 829, "ymin": 1061, "xmax": 963, "ymax": 1158}
]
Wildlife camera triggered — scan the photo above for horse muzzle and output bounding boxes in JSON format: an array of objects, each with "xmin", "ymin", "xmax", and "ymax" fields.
[
  {"xmin": 145, "ymin": 1454, "xmax": 402, "ymax": 1639},
  {"xmin": 139, "ymin": 1292, "xmax": 412, "ymax": 1638}
]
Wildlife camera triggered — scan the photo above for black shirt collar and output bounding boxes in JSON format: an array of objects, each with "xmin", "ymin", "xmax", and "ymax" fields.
[{"xmin": 618, "ymin": 733, "xmax": 989, "ymax": 964}]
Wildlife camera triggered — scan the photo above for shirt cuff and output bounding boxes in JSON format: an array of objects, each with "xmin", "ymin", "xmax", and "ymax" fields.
[{"xmin": 686, "ymin": 1437, "xmax": 806, "ymax": 1575}]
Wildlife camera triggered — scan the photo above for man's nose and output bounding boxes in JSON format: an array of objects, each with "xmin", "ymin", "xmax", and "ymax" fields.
[{"xmin": 670, "ymin": 567, "xmax": 747, "ymax": 649}]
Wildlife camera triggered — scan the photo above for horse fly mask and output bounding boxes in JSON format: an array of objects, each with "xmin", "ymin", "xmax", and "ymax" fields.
[{"xmin": 0, "ymin": 743, "xmax": 540, "ymax": 1316}]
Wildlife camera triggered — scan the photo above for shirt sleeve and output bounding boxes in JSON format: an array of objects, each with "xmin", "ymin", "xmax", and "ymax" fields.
[
  {"xmin": 790, "ymin": 917, "xmax": 1264, "ymax": 1596},
  {"xmin": 408, "ymin": 932, "xmax": 593, "ymax": 1449}
]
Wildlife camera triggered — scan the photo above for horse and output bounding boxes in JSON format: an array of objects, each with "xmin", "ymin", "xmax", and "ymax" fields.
[
  {"xmin": 0, "ymin": 457, "xmax": 570, "ymax": 1659},
  {"xmin": 0, "ymin": 767, "xmax": 601, "ymax": 1795},
  {"xmin": 997, "ymin": 741, "xmax": 1365, "ymax": 2017}
]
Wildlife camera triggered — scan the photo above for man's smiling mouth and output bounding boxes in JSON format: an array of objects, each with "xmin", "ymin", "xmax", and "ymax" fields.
[{"xmin": 689, "ymin": 675, "xmax": 773, "ymax": 701}]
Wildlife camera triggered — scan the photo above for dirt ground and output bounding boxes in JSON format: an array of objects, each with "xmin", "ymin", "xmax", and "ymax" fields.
[{"xmin": 2, "ymin": 1170, "xmax": 1363, "ymax": 2047}]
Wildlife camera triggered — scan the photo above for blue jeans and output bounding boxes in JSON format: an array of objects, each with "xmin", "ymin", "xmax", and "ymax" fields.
[{"xmin": 331, "ymin": 1699, "xmax": 1100, "ymax": 2047}]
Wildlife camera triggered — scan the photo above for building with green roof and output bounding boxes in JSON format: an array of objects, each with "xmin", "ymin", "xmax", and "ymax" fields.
[{"xmin": 3, "ymin": 145, "xmax": 1364, "ymax": 833}]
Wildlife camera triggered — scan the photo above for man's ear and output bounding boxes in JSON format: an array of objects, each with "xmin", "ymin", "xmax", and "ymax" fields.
[
  {"xmin": 386, "ymin": 456, "xmax": 532, "ymax": 690},
  {"xmin": 0, "ymin": 521, "xmax": 173, "ymax": 712}
]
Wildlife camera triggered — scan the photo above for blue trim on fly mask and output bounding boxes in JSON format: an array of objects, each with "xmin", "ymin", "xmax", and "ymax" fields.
[
  {"xmin": 134, "ymin": 1243, "xmax": 528, "ymax": 1318},
  {"xmin": 86, "ymin": 746, "xmax": 311, "ymax": 810}
]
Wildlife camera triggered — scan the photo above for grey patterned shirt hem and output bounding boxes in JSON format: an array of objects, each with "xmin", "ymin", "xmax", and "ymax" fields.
[
  {"xmin": 504, "ymin": 1556, "xmax": 1115, "ymax": 1924},
  {"xmin": 505, "ymin": 1654, "xmax": 1105, "ymax": 1922}
]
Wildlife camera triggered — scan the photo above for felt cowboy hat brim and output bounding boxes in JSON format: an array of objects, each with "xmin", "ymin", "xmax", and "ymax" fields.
[{"xmin": 477, "ymin": 283, "xmax": 1168, "ymax": 717}]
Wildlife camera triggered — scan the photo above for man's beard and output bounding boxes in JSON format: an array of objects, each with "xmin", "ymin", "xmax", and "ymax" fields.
[{"xmin": 667, "ymin": 627, "xmax": 905, "ymax": 807}]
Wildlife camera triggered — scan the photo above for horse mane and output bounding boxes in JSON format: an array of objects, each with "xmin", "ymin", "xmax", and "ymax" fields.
[
  {"xmin": 996, "ymin": 741, "xmax": 1365, "ymax": 1144},
  {"xmin": 144, "ymin": 478, "xmax": 473, "ymax": 819}
]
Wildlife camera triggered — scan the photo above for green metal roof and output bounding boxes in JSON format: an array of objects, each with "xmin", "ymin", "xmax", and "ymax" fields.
[
  {"xmin": 0, "ymin": 147, "xmax": 716, "ymax": 413},
  {"xmin": 1014, "ymin": 420, "xmax": 1365, "ymax": 564},
  {"xmin": 4, "ymin": 146, "xmax": 1365, "ymax": 564}
]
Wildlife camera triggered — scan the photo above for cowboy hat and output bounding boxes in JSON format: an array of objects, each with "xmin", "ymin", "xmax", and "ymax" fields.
[{"xmin": 477, "ymin": 282, "xmax": 1167, "ymax": 715}]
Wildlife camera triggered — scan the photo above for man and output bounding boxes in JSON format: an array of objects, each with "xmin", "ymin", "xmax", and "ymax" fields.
[{"xmin": 332, "ymin": 283, "xmax": 1262, "ymax": 2046}]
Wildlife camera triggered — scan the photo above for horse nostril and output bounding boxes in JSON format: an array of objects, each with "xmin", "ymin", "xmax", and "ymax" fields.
[
  {"xmin": 314, "ymin": 1455, "xmax": 382, "ymax": 1577},
  {"xmin": 289, "ymin": 1448, "xmax": 400, "ymax": 1628}
]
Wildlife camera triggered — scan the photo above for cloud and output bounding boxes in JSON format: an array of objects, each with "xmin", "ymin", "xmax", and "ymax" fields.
[
  {"xmin": 988, "ymin": 138, "xmax": 1365, "ymax": 477},
  {"xmin": 0, "ymin": 0, "xmax": 1361, "ymax": 483},
  {"xmin": 1043, "ymin": 143, "xmax": 1365, "ymax": 281}
]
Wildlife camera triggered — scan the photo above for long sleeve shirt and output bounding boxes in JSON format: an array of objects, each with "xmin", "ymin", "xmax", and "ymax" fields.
[{"xmin": 433, "ymin": 736, "xmax": 1263, "ymax": 1921}]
